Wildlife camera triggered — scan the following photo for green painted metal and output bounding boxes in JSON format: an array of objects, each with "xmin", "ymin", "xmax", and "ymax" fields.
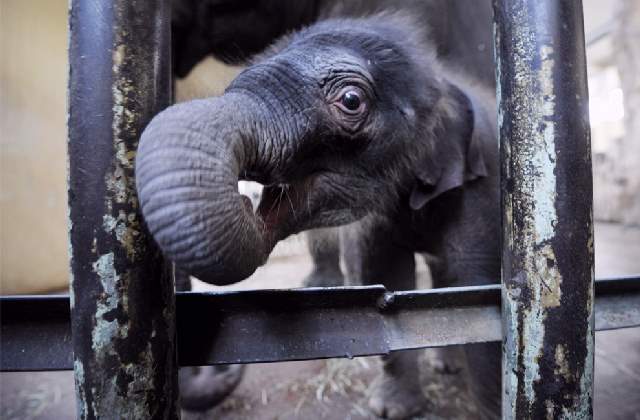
[{"xmin": 494, "ymin": 0, "xmax": 595, "ymax": 418}]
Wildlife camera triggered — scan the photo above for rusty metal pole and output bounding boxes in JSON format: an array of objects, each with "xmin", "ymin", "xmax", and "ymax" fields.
[
  {"xmin": 493, "ymin": 1, "xmax": 595, "ymax": 418},
  {"xmin": 68, "ymin": 0, "xmax": 179, "ymax": 418}
]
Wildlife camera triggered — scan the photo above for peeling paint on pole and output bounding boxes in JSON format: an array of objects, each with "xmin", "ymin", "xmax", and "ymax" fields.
[
  {"xmin": 494, "ymin": 1, "xmax": 595, "ymax": 418},
  {"xmin": 68, "ymin": 0, "xmax": 178, "ymax": 418}
]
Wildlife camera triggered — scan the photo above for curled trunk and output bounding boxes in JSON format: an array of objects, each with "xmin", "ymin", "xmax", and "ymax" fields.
[{"xmin": 136, "ymin": 94, "xmax": 278, "ymax": 284}]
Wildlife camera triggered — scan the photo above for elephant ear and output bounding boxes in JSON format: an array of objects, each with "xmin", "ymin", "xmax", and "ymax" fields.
[{"xmin": 409, "ymin": 83, "xmax": 488, "ymax": 210}]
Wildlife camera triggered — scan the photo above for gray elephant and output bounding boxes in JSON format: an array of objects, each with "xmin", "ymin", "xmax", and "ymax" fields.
[
  {"xmin": 169, "ymin": 0, "xmax": 497, "ymax": 292},
  {"xmin": 170, "ymin": 0, "xmax": 496, "ymax": 293},
  {"xmin": 139, "ymin": 8, "xmax": 501, "ymax": 419}
]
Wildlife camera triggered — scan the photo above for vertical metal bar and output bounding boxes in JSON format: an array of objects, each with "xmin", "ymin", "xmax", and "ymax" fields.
[
  {"xmin": 493, "ymin": 1, "xmax": 595, "ymax": 418},
  {"xmin": 68, "ymin": 1, "xmax": 178, "ymax": 418}
]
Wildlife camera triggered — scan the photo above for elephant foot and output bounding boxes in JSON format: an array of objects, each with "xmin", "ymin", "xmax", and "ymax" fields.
[
  {"xmin": 368, "ymin": 373, "xmax": 428, "ymax": 419},
  {"xmin": 430, "ymin": 347, "xmax": 464, "ymax": 375},
  {"xmin": 303, "ymin": 267, "xmax": 344, "ymax": 288},
  {"xmin": 430, "ymin": 357, "xmax": 461, "ymax": 375},
  {"xmin": 179, "ymin": 364, "xmax": 245, "ymax": 411}
]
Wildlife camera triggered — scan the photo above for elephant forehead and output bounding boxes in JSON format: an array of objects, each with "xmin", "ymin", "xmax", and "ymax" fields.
[{"xmin": 277, "ymin": 48, "xmax": 373, "ymax": 84}]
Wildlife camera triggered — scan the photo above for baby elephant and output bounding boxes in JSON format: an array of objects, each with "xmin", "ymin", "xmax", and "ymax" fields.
[{"xmin": 136, "ymin": 13, "xmax": 500, "ymax": 419}]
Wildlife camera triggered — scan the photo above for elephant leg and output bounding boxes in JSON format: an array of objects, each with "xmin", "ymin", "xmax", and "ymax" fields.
[
  {"xmin": 303, "ymin": 227, "xmax": 344, "ymax": 287},
  {"xmin": 432, "ymin": 268, "xmax": 501, "ymax": 419},
  {"xmin": 423, "ymin": 265, "xmax": 468, "ymax": 381},
  {"xmin": 463, "ymin": 342, "xmax": 501, "ymax": 420},
  {"xmin": 370, "ymin": 351, "xmax": 426, "ymax": 420},
  {"xmin": 174, "ymin": 267, "xmax": 245, "ymax": 411},
  {"xmin": 179, "ymin": 364, "xmax": 246, "ymax": 411},
  {"xmin": 342, "ymin": 222, "xmax": 426, "ymax": 419}
]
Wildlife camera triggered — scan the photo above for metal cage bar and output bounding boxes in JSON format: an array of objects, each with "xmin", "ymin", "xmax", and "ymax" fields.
[
  {"xmin": 67, "ymin": 0, "xmax": 178, "ymax": 418},
  {"xmin": 2, "ymin": 277, "xmax": 638, "ymax": 372},
  {"xmin": 494, "ymin": 0, "xmax": 595, "ymax": 418}
]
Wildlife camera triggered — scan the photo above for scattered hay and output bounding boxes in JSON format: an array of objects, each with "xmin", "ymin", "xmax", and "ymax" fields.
[
  {"xmin": 281, "ymin": 357, "xmax": 380, "ymax": 417},
  {"xmin": 419, "ymin": 349, "xmax": 479, "ymax": 419}
]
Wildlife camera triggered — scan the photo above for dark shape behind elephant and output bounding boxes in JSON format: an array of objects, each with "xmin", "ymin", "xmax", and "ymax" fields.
[{"xmin": 171, "ymin": 0, "xmax": 495, "ymax": 87}]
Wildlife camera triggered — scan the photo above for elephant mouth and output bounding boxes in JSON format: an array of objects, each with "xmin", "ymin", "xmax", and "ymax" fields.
[{"xmin": 240, "ymin": 177, "xmax": 311, "ymax": 245}]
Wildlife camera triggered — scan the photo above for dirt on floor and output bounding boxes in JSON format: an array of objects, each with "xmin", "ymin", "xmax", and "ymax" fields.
[
  {"xmin": 185, "ymin": 349, "xmax": 481, "ymax": 420},
  {"xmin": 1, "ymin": 223, "xmax": 639, "ymax": 420}
]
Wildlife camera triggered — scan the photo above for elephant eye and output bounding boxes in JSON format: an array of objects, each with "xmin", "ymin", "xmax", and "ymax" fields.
[
  {"xmin": 328, "ymin": 85, "xmax": 369, "ymax": 132},
  {"xmin": 340, "ymin": 90, "xmax": 362, "ymax": 111},
  {"xmin": 334, "ymin": 86, "xmax": 367, "ymax": 115}
]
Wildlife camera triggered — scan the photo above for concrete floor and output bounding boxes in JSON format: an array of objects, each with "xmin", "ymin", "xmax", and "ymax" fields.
[{"xmin": 1, "ymin": 222, "xmax": 638, "ymax": 419}]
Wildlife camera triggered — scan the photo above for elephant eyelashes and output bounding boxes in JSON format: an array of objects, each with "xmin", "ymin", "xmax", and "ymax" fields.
[{"xmin": 330, "ymin": 85, "xmax": 368, "ymax": 132}]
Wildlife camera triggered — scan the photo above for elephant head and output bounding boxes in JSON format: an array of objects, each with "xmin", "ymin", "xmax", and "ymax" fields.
[{"xmin": 136, "ymin": 14, "xmax": 488, "ymax": 285}]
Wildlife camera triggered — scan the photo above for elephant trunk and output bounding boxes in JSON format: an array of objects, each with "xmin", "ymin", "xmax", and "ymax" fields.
[{"xmin": 136, "ymin": 94, "xmax": 279, "ymax": 285}]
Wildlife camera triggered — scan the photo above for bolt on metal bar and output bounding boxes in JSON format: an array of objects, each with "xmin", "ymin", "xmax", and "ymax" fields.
[
  {"xmin": 67, "ymin": 1, "xmax": 178, "ymax": 418},
  {"xmin": 493, "ymin": 1, "xmax": 595, "ymax": 418}
]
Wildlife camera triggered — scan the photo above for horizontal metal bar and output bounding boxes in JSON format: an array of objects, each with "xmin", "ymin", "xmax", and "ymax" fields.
[
  {"xmin": 1, "ymin": 295, "xmax": 72, "ymax": 371},
  {"xmin": 1, "ymin": 276, "xmax": 638, "ymax": 371}
]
